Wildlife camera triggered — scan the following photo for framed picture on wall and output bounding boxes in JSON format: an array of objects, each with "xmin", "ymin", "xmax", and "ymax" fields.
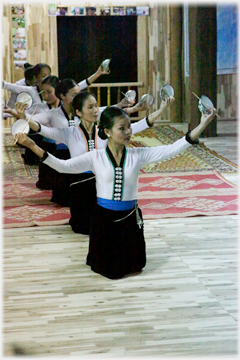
[
  {"xmin": 136, "ymin": 7, "xmax": 149, "ymax": 16},
  {"xmin": 86, "ymin": 7, "xmax": 97, "ymax": 16},
  {"xmin": 126, "ymin": 7, "xmax": 136, "ymax": 15},
  {"xmin": 14, "ymin": 60, "xmax": 26, "ymax": 69},
  {"xmin": 100, "ymin": 6, "xmax": 111, "ymax": 16},
  {"xmin": 11, "ymin": 5, "xmax": 25, "ymax": 15},
  {"xmin": 56, "ymin": 7, "xmax": 68, "ymax": 16},
  {"xmin": 13, "ymin": 49, "xmax": 27, "ymax": 60},
  {"xmin": 48, "ymin": 3, "xmax": 57, "ymax": 16},
  {"xmin": 69, "ymin": 7, "xmax": 84, "ymax": 16},
  {"xmin": 112, "ymin": 7, "xmax": 124, "ymax": 15},
  {"xmin": 13, "ymin": 38, "xmax": 26, "ymax": 49}
]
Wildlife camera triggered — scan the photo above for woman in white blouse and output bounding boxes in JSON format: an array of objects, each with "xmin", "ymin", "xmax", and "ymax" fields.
[
  {"xmin": 16, "ymin": 91, "xmax": 153, "ymax": 232},
  {"xmin": 14, "ymin": 103, "xmax": 217, "ymax": 280}
]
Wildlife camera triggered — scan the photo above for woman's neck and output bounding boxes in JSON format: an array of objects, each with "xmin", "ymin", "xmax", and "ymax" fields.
[
  {"xmin": 62, "ymin": 103, "xmax": 72, "ymax": 117},
  {"xmin": 50, "ymin": 98, "xmax": 60, "ymax": 109},
  {"xmin": 81, "ymin": 119, "xmax": 94, "ymax": 135},
  {"xmin": 108, "ymin": 140, "xmax": 124, "ymax": 164}
]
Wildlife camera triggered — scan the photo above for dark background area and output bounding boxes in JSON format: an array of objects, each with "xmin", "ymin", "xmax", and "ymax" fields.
[{"xmin": 57, "ymin": 16, "xmax": 137, "ymax": 105}]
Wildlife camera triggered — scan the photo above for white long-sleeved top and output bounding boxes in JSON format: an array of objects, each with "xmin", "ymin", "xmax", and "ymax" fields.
[
  {"xmin": 3, "ymin": 79, "xmax": 89, "ymax": 115},
  {"xmin": 37, "ymin": 118, "xmax": 150, "ymax": 157},
  {"xmin": 43, "ymin": 136, "xmax": 191, "ymax": 201},
  {"xmin": 26, "ymin": 105, "xmax": 106, "ymax": 128}
]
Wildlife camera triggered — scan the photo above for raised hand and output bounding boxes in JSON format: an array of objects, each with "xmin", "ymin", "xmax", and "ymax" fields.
[
  {"xmin": 159, "ymin": 96, "xmax": 175, "ymax": 113},
  {"xmin": 200, "ymin": 108, "xmax": 217, "ymax": 126},
  {"xmin": 98, "ymin": 63, "xmax": 111, "ymax": 75}
]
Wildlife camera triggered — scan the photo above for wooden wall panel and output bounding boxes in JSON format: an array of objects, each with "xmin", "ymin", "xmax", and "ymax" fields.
[
  {"xmin": 2, "ymin": 2, "xmax": 58, "ymax": 85},
  {"xmin": 217, "ymin": 74, "xmax": 237, "ymax": 120}
]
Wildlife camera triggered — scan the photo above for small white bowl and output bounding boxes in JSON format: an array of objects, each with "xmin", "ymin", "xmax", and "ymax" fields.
[
  {"xmin": 101, "ymin": 59, "xmax": 111, "ymax": 71},
  {"xmin": 140, "ymin": 93, "xmax": 154, "ymax": 106},
  {"xmin": 125, "ymin": 90, "xmax": 136, "ymax": 100},
  {"xmin": 11, "ymin": 119, "xmax": 30, "ymax": 136},
  {"xmin": 160, "ymin": 84, "xmax": 174, "ymax": 101},
  {"xmin": 16, "ymin": 91, "xmax": 33, "ymax": 110},
  {"xmin": 198, "ymin": 95, "xmax": 214, "ymax": 114}
]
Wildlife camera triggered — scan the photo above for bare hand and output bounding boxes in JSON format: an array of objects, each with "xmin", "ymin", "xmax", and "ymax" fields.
[
  {"xmin": 3, "ymin": 106, "xmax": 18, "ymax": 117},
  {"xmin": 14, "ymin": 132, "xmax": 35, "ymax": 147},
  {"xmin": 200, "ymin": 108, "xmax": 217, "ymax": 126},
  {"xmin": 98, "ymin": 64, "xmax": 111, "ymax": 75},
  {"xmin": 118, "ymin": 96, "xmax": 135, "ymax": 108},
  {"xmin": 15, "ymin": 102, "xmax": 28, "ymax": 119},
  {"xmin": 134, "ymin": 101, "xmax": 149, "ymax": 112},
  {"xmin": 159, "ymin": 96, "xmax": 175, "ymax": 112}
]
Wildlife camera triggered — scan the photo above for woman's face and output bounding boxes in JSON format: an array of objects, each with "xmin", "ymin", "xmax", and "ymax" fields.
[
  {"xmin": 76, "ymin": 95, "xmax": 99, "ymax": 122},
  {"xmin": 107, "ymin": 116, "xmax": 132, "ymax": 145},
  {"xmin": 61, "ymin": 85, "xmax": 80, "ymax": 107},
  {"xmin": 36, "ymin": 66, "xmax": 51, "ymax": 85},
  {"xmin": 43, "ymin": 83, "xmax": 58, "ymax": 105}
]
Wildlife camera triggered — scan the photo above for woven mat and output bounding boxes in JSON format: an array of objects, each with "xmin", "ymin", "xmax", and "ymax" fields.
[
  {"xmin": 2, "ymin": 128, "xmax": 238, "ymax": 228},
  {"xmin": 138, "ymin": 170, "xmax": 238, "ymax": 219},
  {"xmin": 130, "ymin": 125, "xmax": 238, "ymax": 173},
  {"xmin": 3, "ymin": 133, "xmax": 38, "ymax": 180}
]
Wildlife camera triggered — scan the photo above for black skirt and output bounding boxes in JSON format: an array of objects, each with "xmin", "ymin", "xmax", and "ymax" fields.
[
  {"xmin": 87, "ymin": 204, "xmax": 146, "ymax": 280},
  {"xmin": 69, "ymin": 173, "xmax": 96, "ymax": 235},
  {"xmin": 36, "ymin": 140, "xmax": 57, "ymax": 190},
  {"xmin": 50, "ymin": 148, "xmax": 71, "ymax": 206}
]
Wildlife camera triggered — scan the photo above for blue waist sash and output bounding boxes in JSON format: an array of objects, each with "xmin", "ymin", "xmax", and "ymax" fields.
[
  {"xmin": 97, "ymin": 198, "xmax": 137, "ymax": 211},
  {"xmin": 56, "ymin": 143, "xmax": 68, "ymax": 150},
  {"xmin": 43, "ymin": 137, "xmax": 55, "ymax": 143}
]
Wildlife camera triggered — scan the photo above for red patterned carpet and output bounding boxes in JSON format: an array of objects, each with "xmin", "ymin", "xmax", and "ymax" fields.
[
  {"xmin": 2, "ymin": 127, "xmax": 238, "ymax": 228},
  {"xmin": 3, "ymin": 179, "xmax": 70, "ymax": 228},
  {"xmin": 138, "ymin": 171, "xmax": 238, "ymax": 219}
]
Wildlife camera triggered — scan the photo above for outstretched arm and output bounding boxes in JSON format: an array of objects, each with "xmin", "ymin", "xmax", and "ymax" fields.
[
  {"xmin": 147, "ymin": 96, "xmax": 174, "ymax": 124},
  {"xmin": 188, "ymin": 109, "xmax": 217, "ymax": 141},
  {"xmin": 14, "ymin": 132, "xmax": 92, "ymax": 174},
  {"xmin": 86, "ymin": 62, "xmax": 110, "ymax": 85},
  {"xmin": 15, "ymin": 133, "xmax": 45, "ymax": 158}
]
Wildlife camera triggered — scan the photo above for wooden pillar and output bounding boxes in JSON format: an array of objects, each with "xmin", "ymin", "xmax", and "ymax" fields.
[
  {"xmin": 137, "ymin": 16, "xmax": 149, "ymax": 117},
  {"xmin": 188, "ymin": 5, "xmax": 217, "ymax": 137},
  {"xmin": 169, "ymin": 5, "xmax": 183, "ymax": 123}
]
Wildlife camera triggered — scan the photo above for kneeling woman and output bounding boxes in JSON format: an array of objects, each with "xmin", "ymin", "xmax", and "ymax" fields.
[{"xmin": 15, "ymin": 106, "xmax": 217, "ymax": 280}]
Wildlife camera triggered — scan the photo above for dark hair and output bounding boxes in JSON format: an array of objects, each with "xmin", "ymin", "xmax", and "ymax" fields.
[
  {"xmin": 72, "ymin": 91, "xmax": 97, "ymax": 116},
  {"xmin": 98, "ymin": 107, "xmax": 129, "ymax": 140},
  {"xmin": 55, "ymin": 78, "xmax": 77, "ymax": 100},
  {"xmin": 33, "ymin": 63, "xmax": 51, "ymax": 76},
  {"xmin": 23, "ymin": 62, "xmax": 33, "ymax": 70},
  {"xmin": 42, "ymin": 75, "xmax": 59, "ymax": 89},
  {"xmin": 24, "ymin": 66, "xmax": 35, "ymax": 84}
]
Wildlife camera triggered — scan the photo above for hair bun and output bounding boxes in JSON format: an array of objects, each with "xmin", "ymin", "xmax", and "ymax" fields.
[{"xmin": 97, "ymin": 124, "xmax": 108, "ymax": 140}]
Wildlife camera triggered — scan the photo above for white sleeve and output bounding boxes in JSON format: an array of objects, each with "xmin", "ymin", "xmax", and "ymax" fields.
[
  {"xmin": 43, "ymin": 150, "xmax": 93, "ymax": 174},
  {"xmin": 26, "ymin": 111, "xmax": 51, "ymax": 126},
  {"xmin": 38, "ymin": 125, "xmax": 67, "ymax": 144},
  {"xmin": 131, "ymin": 118, "xmax": 149, "ymax": 135},
  {"xmin": 78, "ymin": 79, "xmax": 88, "ymax": 91},
  {"xmin": 138, "ymin": 136, "xmax": 191, "ymax": 166},
  {"xmin": 3, "ymin": 81, "xmax": 34, "ymax": 95}
]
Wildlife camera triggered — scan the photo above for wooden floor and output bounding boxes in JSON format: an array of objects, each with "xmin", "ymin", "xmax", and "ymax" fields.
[{"xmin": 3, "ymin": 120, "xmax": 239, "ymax": 357}]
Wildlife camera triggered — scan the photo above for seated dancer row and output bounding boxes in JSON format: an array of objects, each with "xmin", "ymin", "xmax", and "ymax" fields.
[
  {"xmin": 16, "ymin": 91, "xmax": 153, "ymax": 233},
  {"xmin": 14, "ymin": 104, "xmax": 217, "ymax": 280},
  {"xmin": 2, "ymin": 62, "xmax": 110, "ymax": 165},
  {"xmin": 14, "ymin": 82, "xmax": 143, "ymax": 205}
]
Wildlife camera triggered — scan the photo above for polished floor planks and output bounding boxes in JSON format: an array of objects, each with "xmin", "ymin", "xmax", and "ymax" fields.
[{"xmin": 3, "ymin": 215, "xmax": 238, "ymax": 357}]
